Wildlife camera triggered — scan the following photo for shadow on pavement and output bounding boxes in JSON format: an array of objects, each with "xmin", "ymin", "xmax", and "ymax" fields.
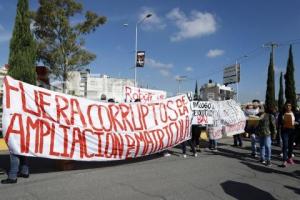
[
  {"xmin": 0, "ymin": 152, "xmax": 163, "ymax": 175},
  {"xmin": 284, "ymin": 185, "xmax": 300, "ymax": 195},
  {"xmin": 221, "ymin": 180, "xmax": 277, "ymax": 200},
  {"xmin": 215, "ymin": 146, "xmax": 300, "ymax": 180}
]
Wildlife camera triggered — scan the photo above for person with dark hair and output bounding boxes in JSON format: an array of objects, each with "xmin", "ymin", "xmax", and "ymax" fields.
[
  {"xmin": 100, "ymin": 94, "xmax": 107, "ymax": 102},
  {"xmin": 279, "ymin": 102, "xmax": 297, "ymax": 167},
  {"xmin": 256, "ymin": 105, "xmax": 277, "ymax": 167},
  {"xmin": 107, "ymin": 98, "xmax": 115, "ymax": 103}
]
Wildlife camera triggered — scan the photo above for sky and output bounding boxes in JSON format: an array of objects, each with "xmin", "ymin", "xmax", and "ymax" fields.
[{"xmin": 0, "ymin": 0, "xmax": 300, "ymax": 103}]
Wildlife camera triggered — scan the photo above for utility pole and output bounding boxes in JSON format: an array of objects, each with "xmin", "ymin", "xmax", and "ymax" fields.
[{"xmin": 263, "ymin": 42, "xmax": 278, "ymax": 62}]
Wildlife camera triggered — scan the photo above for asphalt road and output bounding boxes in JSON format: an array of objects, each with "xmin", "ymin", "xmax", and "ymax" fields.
[{"xmin": 0, "ymin": 138, "xmax": 299, "ymax": 200}]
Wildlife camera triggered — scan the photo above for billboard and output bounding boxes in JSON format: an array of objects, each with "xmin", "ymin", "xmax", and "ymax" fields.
[
  {"xmin": 223, "ymin": 64, "xmax": 240, "ymax": 85},
  {"xmin": 136, "ymin": 51, "xmax": 145, "ymax": 67}
]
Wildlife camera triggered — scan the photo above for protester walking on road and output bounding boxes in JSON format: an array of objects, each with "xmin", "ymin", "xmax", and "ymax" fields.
[
  {"xmin": 256, "ymin": 106, "xmax": 277, "ymax": 167},
  {"xmin": 279, "ymin": 102, "xmax": 298, "ymax": 167},
  {"xmin": 244, "ymin": 100, "xmax": 262, "ymax": 157}
]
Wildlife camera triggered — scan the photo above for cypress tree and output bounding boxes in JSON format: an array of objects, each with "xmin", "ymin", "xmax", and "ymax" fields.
[
  {"xmin": 278, "ymin": 72, "xmax": 284, "ymax": 112},
  {"xmin": 265, "ymin": 51, "xmax": 276, "ymax": 113},
  {"xmin": 8, "ymin": 0, "xmax": 36, "ymax": 85},
  {"xmin": 194, "ymin": 81, "xmax": 199, "ymax": 100},
  {"xmin": 284, "ymin": 45, "xmax": 297, "ymax": 110}
]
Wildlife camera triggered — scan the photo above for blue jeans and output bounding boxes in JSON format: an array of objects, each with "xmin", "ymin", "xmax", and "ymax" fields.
[
  {"xmin": 281, "ymin": 128, "xmax": 295, "ymax": 161},
  {"xmin": 209, "ymin": 139, "xmax": 217, "ymax": 149},
  {"xmin": 8, "ymin": 154, "xmax": 29, "ymax": 180},
  {"xmin": 251, "ymin": 134, "xmax": 258, "ymax": 155},
  {"xmin": 259, "ymin": 135, "xmax": 272, "ymax": 161}
]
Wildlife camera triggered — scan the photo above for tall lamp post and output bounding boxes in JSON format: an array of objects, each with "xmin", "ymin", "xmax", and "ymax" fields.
[
  {"xmin": 176, "ymin": 75, "xmax": 187, "ymax": 94},
  {"xmin": 134, "ymin": 13, "xmax": 152, "ymax": 87}
]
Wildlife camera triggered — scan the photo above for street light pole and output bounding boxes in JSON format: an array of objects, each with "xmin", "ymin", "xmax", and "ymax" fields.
[{"xmin": 134, "ymin": 14, "xmax": 152, "ymax": 87}]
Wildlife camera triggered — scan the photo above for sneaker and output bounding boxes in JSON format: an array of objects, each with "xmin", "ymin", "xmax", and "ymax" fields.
[
  {"xmin": 1, "ymin": 178, "xmax": 17, "ymax": 184},
  {"xmin": 17, "ymin": 173, "xmax": 29, "ymax": 178},
  {"xmin": 183, "ymin": 154, "xmax": 187, "ymax": 158},
  {"xmin": 164, "ymin": 152, "xmax": 171, "ymax": 157},
  {"xmin": 266, "ymin": 160, "xmax": 272, "ymax": 167},
  {"xmin": 281, "ymin": 161, "xmax": 287, "ymax": 168},
  {"xmin": 251, "ymin": 153, "xmax": 258, "ymax": 158},
  {"xmin": 260, "ymin": 160, "xmax": 266, "ymax": 164},
  {"xmin": 193, "ymin": 153, "xmax": 198, "ymax": 157},
  {"xmin": 287, "ymin": 158, "xmax": 295, "ymax": 165}
]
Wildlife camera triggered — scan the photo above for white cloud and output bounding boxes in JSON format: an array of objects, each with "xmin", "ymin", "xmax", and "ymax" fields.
[
  {"xmin": 167, "ymin": 8, "xmax": 217, "ymax": 42},
  {"xmin": 146, "ymin": 58, "xmax": 173, "ymax": 77},
  {"xmin": 160, "ymin": 69, "xmax": 171, "ymax": 77},
  {"xmin": 139, "ymin": 7, "xmax": 166, "ymax": 31},
  {"xmin": 185, "ymin": 66, "xmax": 193, "ymax": 72},
  {"xmin": 206, "ymin": 49, "xmax": 224, "ymax": 58}
]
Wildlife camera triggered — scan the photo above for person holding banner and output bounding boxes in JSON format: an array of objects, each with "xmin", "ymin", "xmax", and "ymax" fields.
[
  {"xmin": 181, "ymin": 126, "xmax": 198, "ymax": 158},
  {"xmin": 1, "ymin": 155, "xmax": 29, "ymax": 184},
  {"xmin": 244, "ymin": 100, "xmax": 261, "ymax": 158}
]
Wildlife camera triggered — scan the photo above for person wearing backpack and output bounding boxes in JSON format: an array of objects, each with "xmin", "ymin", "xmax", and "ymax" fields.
[{"xmin": 256, "ymin": 105, "xmax": 277, "ymax": 167}]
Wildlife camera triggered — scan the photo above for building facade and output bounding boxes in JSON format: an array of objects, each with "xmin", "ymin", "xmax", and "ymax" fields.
[
  {"xmin": 65, "ymin": 71, "xmax": 135, "ymax": 102},
  {"xmin": 200, "ymin": 80, "xmax": 235, "ymax": 101}
]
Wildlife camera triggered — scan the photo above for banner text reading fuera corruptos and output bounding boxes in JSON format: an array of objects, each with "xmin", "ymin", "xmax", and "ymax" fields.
[{"xmin": 3, "ymin": 76, "xmax": 192, "ymax": 161}]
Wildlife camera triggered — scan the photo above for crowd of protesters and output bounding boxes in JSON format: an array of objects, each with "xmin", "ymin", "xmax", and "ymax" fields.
[
  {"xmin": 1, "ymin": 97, "xmax": 299, "ymax": 184},
  {"xmin": 240, "ymin": 100, "xmax": 299, "ymax": 167}
]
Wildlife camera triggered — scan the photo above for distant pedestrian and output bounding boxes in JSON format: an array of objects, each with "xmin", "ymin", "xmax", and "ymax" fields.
[
  {"xmin": 100, "ymin": 94, "xmax": 107, "ymax": 102},
  {"xmin": 244, "ymin": 100, "xmax": 261, "ymax": 157},
  {"xmin": 256, "ymin": 105, "xmax": 277, "ymax": 167},
  {"xmin": 279, "ymin": 102, "xmax": 298, "ymax": 167}
]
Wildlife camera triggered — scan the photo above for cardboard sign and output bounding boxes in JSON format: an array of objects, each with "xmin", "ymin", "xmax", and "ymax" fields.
[{"xmin": 124, "ymin": 86, "xmax": 166, "ymax": 103}]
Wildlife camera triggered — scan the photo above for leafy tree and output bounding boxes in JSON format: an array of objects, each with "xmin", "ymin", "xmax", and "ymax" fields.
[
  {"xmin": 278, "ymin": 72, "xmax": 284, "ymax": 112},
  {"xmin": 284, "ymin": 45, "xmax": 297, "ymax": 110},
  {"xmin": 194, "ymin": 81, "xmax": 199, "ymax": 100},
  {"xmin": 32, "ymin": 0, "xmax": 106, "ymax": 92},
  {"xmin": 8, "ymin": 0, "xmax": 36, "ymax": 85},
  {"xmin": 265, "ymin": 52, "xmax": 276, "ymax": 113}
]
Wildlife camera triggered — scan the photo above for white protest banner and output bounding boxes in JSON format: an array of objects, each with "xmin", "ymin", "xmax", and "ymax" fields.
[
  {"xmin": 191, "ymin": 101, "xmax": 214, "ymax": 125},
  {"xmin": 207, "ymin": 101, "xmax": 223, "ymax": 139},
  {"xmin": 205, "ymin": 100, "xmax": 246, "ymax": 139},
  {"xmin": 3, "ymin": 76, "xmax": 192, "ymax": 161},
  {"xmin": 124, "ymin": 86, "xmax": 167, "ymax": 103},
  {"xmin": 218, "ymin": 100, "xmax": 246, "ymax": 137}
]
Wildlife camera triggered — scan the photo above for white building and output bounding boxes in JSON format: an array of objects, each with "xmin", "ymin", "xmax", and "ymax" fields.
[
  {"xmin": 65, "ymin": 71, "xmax": 134, "ymax": 102},
  {"xmin": 200, "ymin": 79, "xmax": 235, "ymax": 101}
]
